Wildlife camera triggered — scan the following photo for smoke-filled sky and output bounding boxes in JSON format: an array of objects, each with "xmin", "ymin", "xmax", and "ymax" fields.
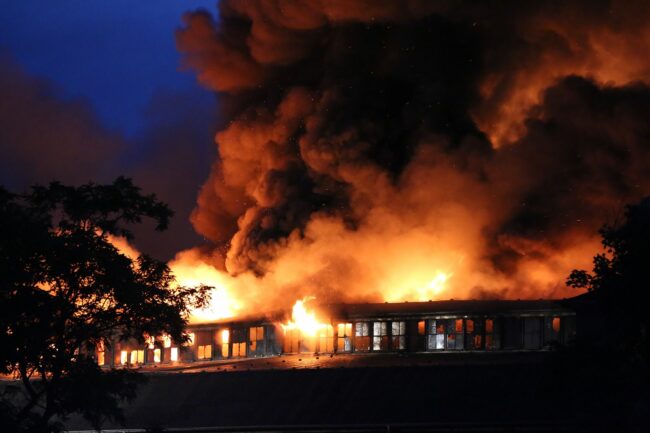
[
  {"xmin": 0, "ymin": 0, "xmax": 217, "ymax": 258},
  {"xmin": 3, "ymin": 0, "xmax": 650, "ymax": 314}
]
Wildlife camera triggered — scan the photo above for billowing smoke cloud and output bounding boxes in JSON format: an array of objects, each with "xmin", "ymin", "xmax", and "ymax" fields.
[{"xmin": 173, "ymin": 0, "xmax": 650, "ymax": 314}]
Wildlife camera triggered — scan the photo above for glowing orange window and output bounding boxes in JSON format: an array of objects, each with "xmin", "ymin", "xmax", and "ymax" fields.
[{"xmin": 552, "ymin": 317, "xmax": 561, "ymax": 332}]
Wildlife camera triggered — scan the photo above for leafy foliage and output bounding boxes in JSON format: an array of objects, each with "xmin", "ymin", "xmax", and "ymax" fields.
[
  {"xmin": 567, "ymin": 197, "xmax": 650, "ymax": 359},
  {"xmin": 0, "ymin": 178, "xmax": 210, "ymax": 432}
]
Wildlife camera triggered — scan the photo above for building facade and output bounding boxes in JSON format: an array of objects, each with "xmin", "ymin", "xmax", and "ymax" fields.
[{"xmin": 96, "ymin": 299, "xmax": 576, "ymax": 368}]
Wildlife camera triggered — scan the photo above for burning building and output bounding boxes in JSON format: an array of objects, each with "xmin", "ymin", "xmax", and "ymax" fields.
[
  {"xmin": 93, "ymin": 0, "xmax": 650, "ymax": 372},
  {"xmin": 96, "ymin": 297, "xmax": 576, "ymax": 368},
  {"xmin": 150, "ymin": 0, "xmax": 650, "ymax": 326}
]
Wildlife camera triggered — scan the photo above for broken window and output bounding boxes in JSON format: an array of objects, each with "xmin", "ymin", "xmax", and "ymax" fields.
[
  {"xmin": 153, "ymin": 348, "xmax": 161, "ymax": 363},
  {"xmin": 120, "ymin": 350, "xmax": 128, "ymax": 365},
  {"xmin": 170, "ymin": 347, "xmax": 179, "ymax": 362},
  {"xmin": 373, "ymin": 321, "xmax": 389, "ymax": 351},
  {"xmin": 465, "ymin": 319, "xmax": 484, "ymax": 350},
  {"xmin": 446, "ymin": 319, "xmax": 464, "ymax": 350},
  {"xmin": 391, "ymin": 321, "xmax": 406, "ymax": 350},
  {"xmin": 427, "ymin": 320, "xmax": 445, "ymax": 350},
  {"xmin": 198, "ymin": 344, "xmax": 212, "ymax": 360},
  {"xmin": 355, "ymin": 322, "xmax": 370, "ymax": 352},
  {"xmin": 337, "ymin": 322, "xmax": 353, "ymax": 352},
  {"xmin": 318, "ymin": 325, "xmax": 334, "ymax": 353}
]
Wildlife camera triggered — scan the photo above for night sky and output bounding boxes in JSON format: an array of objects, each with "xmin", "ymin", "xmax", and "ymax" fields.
[{"xmin": 0, "ymin": 1, "xmax": 219, "ymax": 259}]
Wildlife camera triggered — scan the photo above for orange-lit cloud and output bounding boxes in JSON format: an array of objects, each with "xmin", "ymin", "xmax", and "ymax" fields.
[{"xmin": 171, "ymin": 0, "xmax": 650, "ymax": 320}]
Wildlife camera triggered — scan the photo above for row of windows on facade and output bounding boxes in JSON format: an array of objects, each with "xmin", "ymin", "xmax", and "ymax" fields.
[
  {"xmin": 97, "ymin": 317, "xmax": 562, "ymax": 366},
  {"xmin": 96, "ymin": 327, "xmax": 258, "ymax": 366}
]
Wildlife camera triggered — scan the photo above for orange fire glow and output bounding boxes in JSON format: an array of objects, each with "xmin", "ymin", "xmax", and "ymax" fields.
[
  {"xmin": 281, "ymin": 297, "xmax": 329, "ymax": 337},
  {"xmin": 168, "ymin": 252, "xmax": 242, "ymax": 323}
]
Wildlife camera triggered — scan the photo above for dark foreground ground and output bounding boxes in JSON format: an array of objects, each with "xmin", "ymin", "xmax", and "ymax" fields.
[{"xmin": 63, "ymin": 352, "xmax": 649, "ymax": 432}]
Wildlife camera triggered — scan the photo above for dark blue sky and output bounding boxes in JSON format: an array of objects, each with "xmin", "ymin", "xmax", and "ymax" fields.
[
  {"xmin": 0, "ymin": 0, "xmax": 220, "ymax": 259},
  {"xmin": 0, "ymin": 0, "xmax": 216, "ymax": 137}
]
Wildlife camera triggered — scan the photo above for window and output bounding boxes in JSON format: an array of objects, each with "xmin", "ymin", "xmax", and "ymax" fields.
[
  {"xmin": 391, "ymin": 321, "xmax": 406, "ymax": 350},
  {"xmin": 485, "ymin": 319, "xmax": 500, "ymax": 350},
  {"xmin": 170, "ymin": 347, "xmax": 179, "ymax": 362},
  {"xmin": 146, "ymin": 335, "xmax": 155, "ymax": 350},
  {"xmin": 426, "ymin": 320, "xmax": 445, "ymax": 350},
  {"xmin": 198, "ymin": 344, "xmax": 212, "ymax": 360},
  {"xmin": 465, "ymin": 319, "xmax": 484, "ymax": 350},
  {"xmin": 355, "ymin": 322, "xmax": 370, "ymax": 351},
  {"xmin": 232, "ymin": 328, "xmax": 247, "ymax": 357},
  {"xmin": 446, "ymin": 319, "xmax": 464, "ymax": 350},
  {"xmin": 163, "ymin": 334, "xmax": 171, "ymax": 348},
  {"xmin": 282, "ymin": 328, "xmax": 300, "ymax": 354},
  {"xmin": 417, "ymin": 320, "xmax": 425, "ymax": 335},
  {"xmin": 153, "ymin": 348, "xmax": 161, "ymax": 363},
  {"xmin": 524, "ymin": 317, "xmax": 542, "ymax": 349},
  {"xmin": 503, "ymin": 317, "xmax": 523, "ymax": 349},
  {"xmin": 249, "ymin": 326, "xmax": 265, "ymax": 354},
  {"xmin": 185, "ymin": 332, "xmax": 195, "ymax": 346},
  {"xmin": 120, "ymin": 350, "xmax": 128, "ymax": 365},
  {"xmin": 130, "ymin": 349, "xmax": 144, "ymax": 365},
  {"xmin": 552, "ymin": 317, "xmax": 561, "ymax": 332},
  {"xmin": 96, "ymin": 340, "xmax": 106, "ymax": 366},
  {"xmin": 373, "ymin": 322, "xmax": 388, "ymax": 351},
  {"xmin": 337, "ymin": 323, "xmax": 352, "ymax": 352},
  {"xmin": 219, "ymin": 329, "xmax": 230, "ymax": 358},
  {"xmin": 318, "ymin": 325, "xmax": 334, "ymax": 353},
  {"xmin": 232, "ymin": 342, "xmax": 246, "ymax": 357},
  {"xmin": 543, "ymin": 316, "xmax": 562, "ymax": 346}
]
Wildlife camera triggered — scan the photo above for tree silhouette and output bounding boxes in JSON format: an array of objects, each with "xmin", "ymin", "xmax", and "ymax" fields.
[
  {"xmin": 567, "ymin": 197, "xmax": 650, "ymax": 360},
  {"xmin": 0, "ymin": 178, "xmax": 210, "ymax": 432}
]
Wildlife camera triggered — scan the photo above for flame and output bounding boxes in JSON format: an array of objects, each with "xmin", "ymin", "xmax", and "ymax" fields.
[
  {"xmin": 415, "ymin": 272, "xmax": 452, "ymax": 301},
  {"xmin": 168, "ymin": 254, "xmax": 242, "ymax": 323},
  {"xmin": 281, "ymin": 297, "xmax": 328, "ymax": 337},
  {"xmin": 103, "ymin": 236, "xmax": 242, "ymax": 323}
]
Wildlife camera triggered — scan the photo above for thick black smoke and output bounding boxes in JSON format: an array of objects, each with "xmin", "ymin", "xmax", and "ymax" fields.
[{"xmin": 175, "ymin": 0, "xmax": 650, "ymax": 299}]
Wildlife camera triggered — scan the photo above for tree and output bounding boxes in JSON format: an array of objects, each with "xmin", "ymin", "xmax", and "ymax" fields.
[
  {"xmin": 0, "ymin": 177, "xmax": 210, "ymax": 432},
  {"xmin": 567, "ymin": 196, "xmax": 650, "ymax": 360}
]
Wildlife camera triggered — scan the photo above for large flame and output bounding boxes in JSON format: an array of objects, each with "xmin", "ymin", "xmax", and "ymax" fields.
[
  {"xmin": 168, "ymin": 251, "xmax": 242, "ymax": 323},
  {"xmin": 281, "ymin": 297, "xmax": 328, "ymax": 337},
  {"xmin": 105, "ymin": 235, "xmax": 242, "ymax": 323}
]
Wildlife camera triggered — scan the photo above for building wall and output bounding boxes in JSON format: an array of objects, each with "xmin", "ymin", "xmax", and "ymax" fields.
[{"xmin": 95, "ymin": 310, "xmax": 576, "ymax": 368}]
